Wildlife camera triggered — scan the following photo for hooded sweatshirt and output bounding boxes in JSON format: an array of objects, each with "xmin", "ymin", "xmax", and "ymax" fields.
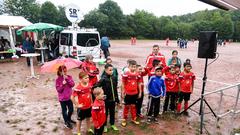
[
  {"xmin": 55, "ymin": 75, "xmax": 75, "ymax": 101},
  {"xmin": 148, "ymin": 75, "xmax": 166, "ymax": 98}
]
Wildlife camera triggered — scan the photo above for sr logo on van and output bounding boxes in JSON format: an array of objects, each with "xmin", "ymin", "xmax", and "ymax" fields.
[{"xmin": 65, "ymin": 4, "xmax": 82, "ymax": 23}]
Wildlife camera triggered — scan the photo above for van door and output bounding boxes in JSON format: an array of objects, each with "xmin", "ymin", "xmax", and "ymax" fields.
[
  {"xmin": 76, "ymin": 33, "xmax": 100, "ymax": 60},
  {"xmin": 59, "ymin": 33, "xmax": 73, "ymax": 56}
]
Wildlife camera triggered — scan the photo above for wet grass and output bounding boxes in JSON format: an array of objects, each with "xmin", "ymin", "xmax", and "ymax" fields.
[
  {"xmin": 5, "ymin": 119, "xmax": 22, "ymax": 124},
  {"xmin": 231, "ymin": 127, "xmax": 240, "ymax": 135},
  {"xmin": 52, "ymin": 126, "xmax": 58, "ymax": 132}
]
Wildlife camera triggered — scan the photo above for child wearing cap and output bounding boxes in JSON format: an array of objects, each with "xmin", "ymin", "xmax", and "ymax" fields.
[
  {"xmin": 147, "ymin": 66, "xmax": 166, "ymax": 122},
  {"xmin": 92, "ymin": 88, "xmax": 106, "ymax": 135},
  {"xmin": 177, "ymin": 62, "xmax": 195, "ymax": 115}
]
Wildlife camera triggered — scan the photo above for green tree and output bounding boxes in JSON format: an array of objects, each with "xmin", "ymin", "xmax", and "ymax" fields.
[
  {"xmin": 98, "ymin": 0, "xmax": 125, "ymax": 38},
  {"xmin": 56, "ymin": 6, "xmax": 71, "ymax": 27},
  {"xmin": 40, "ymin": 1, "xmax": 58, "ymax": 24},
  {"xmin": 81, "ymin": 10, "xmax": 109, "ymax": 35},
  {"xmin": 3, "ymin": 0, "xmax": 40, "ymax": 23},
  {"xmin": 212, "ymin": 14, "xmax": 233, "ymax": 39}
]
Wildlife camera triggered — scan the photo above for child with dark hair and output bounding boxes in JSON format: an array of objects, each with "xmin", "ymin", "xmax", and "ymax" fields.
[
  {"xmin": 121, "ymin": 60, "xmax": 141, "ymax": 127},
  {"xmin": 55, "ymin": 65, "xmax": 75, "ymax": 129},
  {"xmin": 147, "ymin": 59, "xmax": 161, "ymax": 78},
  {"xmin": 92, "ymin": 88, "xmax": 106, "ymax": 135},
  {"xmin": 167, "ymin": 50, "xmax": 181, "ymax": 67},
  {"xmin": 185, "ymin": 59, "xmax": 191, "ymax": 64},
  {"xmin": 94, "ymin": 63, "xmax": 119, "ymax": 132},
  {"xmin": 177, "ymin": 63, "xmax": 195, "ymax": 115},
  {"xmin": 101, "ymin": 57, "xmax": 118, "ymax": 82},
  {"xmin": 136, "ymin": 65, "xmax": 148, "ymax": 118},
  {"xmin": 71, "ymin": 72, "xmax": 94, "ymax": 135},
  {"xmin": 163, "ymin": 66, "xmax": 179, "ymax": 112},
  {"xmin": 147, "ymin": 67, "xmax": 166, "ymax": 122}
]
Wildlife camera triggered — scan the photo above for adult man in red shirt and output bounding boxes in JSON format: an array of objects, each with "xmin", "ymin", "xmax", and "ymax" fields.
[{"xmin": 145, "ymin": 44, "xmax": 166, "ymax": 69}]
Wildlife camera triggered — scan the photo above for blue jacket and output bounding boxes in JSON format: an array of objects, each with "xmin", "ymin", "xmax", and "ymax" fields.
[
  {"xmin": 23, "ymin": 40, "xmax": 35, "ymax": 53},
  {"xmin": 148, "ymin": 75, "xmax": 166, "ymax": 97}
]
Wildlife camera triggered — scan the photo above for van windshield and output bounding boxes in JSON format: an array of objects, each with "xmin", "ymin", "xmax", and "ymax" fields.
[
  {"xmin": 60, "ymin": 33, "xmax": 72, "ymax": 46},
  {"xmin": 77, "ymin": 33, "xmax": 99, "ymax": 47}
]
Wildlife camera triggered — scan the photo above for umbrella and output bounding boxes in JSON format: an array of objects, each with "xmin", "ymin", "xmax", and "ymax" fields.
[
  {"xmin": 40, "ymin": 58, "xmax": 82, "ymax": 73},
  {"xmin": 17, "ymin": 22, "xmax": 64, "ymax": 35}
]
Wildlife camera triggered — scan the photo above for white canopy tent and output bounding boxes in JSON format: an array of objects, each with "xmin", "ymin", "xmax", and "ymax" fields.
[{"xmin": 0, "ymin": 15, "xmax": 32, "ymax": 49}]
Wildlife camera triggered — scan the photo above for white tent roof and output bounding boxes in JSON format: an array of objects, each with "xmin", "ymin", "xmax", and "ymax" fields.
[{"xmin": 0, "ymin": 15, "xmax": 32, "ymax": 27}]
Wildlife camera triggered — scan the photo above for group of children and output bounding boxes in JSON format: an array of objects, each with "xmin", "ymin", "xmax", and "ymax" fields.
[{"xmin": 55, "ymin": 44, "xmax": 196, "ymax": 135}]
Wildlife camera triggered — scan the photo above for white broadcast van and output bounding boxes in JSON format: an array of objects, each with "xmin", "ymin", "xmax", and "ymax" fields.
[
  {"xmin": 59, "ymin": 27, "xmax": 101, "ymax": 60},
  {"xmin": 58, "ymin": 4, "xmax": 101, "ymax": 61}
]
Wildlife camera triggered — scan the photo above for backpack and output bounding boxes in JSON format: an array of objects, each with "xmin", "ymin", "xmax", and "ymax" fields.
[{"xmin": 101, "ymin": 37, "xmax": 109, "ymax": 50}]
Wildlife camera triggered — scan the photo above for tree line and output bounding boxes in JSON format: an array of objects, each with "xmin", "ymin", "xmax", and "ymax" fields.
[{"xmin": 1, "ymin": 0, "xmax": 240, "ymax": 41}]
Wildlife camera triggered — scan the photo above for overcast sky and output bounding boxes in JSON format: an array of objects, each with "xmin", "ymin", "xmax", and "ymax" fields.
[{"xmin": 37, "ymin": 0, "xmax": 216, "ymax": 16}]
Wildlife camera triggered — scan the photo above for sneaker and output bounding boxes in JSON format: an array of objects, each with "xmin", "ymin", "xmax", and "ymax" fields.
[
  {"xmin": 137, "ymin": 114, "xmax": 144, "ymax": 118},
  {"xmin": 153, "ymin": 118, "xmax": 158, "ymax": 122},
  {"xmin": 87, "ymin": 128, "xmax": 94, "ymax": 134},
  {"xmin": 69, "ymin": 119, "xmax": 76, "ymax": 124},
  {"xmin": 104, "ymin": 126, "xmax": 108, "ymax": 133},
  {"xmin": 77, "ymin": 133, "xmax": 81, "ymax": 135},
  {"xmin": 111, "ymin": 125, "xmax": 119, "ymax": 131},
  {"xmin": 131, "ymin": 119, "xmax": 140, "ymax": 125},
  {"xmin": 147, "ymin": 117, "xmax": 152, "ymax": 122},
  {"xmin": 64, "ymin": 122, "xmax": 73, "ymax": 129},
  {"xmin": 121, "ymin": 119, "xmax": 127, "ymax": 127}
]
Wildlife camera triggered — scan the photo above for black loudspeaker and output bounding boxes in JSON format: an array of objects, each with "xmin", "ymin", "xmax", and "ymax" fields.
[{"xmin": 198, "ymin": 31, "xmax": 217, "ymax": 59}]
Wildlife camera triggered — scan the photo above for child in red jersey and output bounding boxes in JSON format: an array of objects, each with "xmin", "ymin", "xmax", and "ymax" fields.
[
  {"xmin": 81, "ymin": 55, "xmax": 99, "ymax": 86},
  {"xmin": 146, "ymin": 59, "xmax": 161, "ymax": 79},
  {"xmin": 121, "ymin": 60, "xmax": 141, "ymax": 127},
  {"xmin": 71, "ymin": 72, "xmax": 94, "ymax": 135},
  {"xmin": 163, "ymin": 66, "xmax": 179, "ymax": 112},
  {"xmin": 136, "ymin": 65, "xmax": 148, "ymax": 118},
  {"xmin": 92, "ymin": 88, "xmax": 106, "ymax": 135},
  {"xmin": 177, "ymin": 63, "xmax": 195, "ymax": 115}
]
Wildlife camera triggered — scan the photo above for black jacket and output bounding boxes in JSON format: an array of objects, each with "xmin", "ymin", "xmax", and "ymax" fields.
[{"xmin": 94, "ymin": 72, "xmax": 119, "ymax": 103}]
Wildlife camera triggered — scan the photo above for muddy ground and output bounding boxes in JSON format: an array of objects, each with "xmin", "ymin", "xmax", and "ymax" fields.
[{"xmin": 0, "ymin": 40, "xmax": 239, "ymax": 135}]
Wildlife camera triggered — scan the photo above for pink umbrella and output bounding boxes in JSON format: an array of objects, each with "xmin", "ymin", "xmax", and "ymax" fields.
[{"xmin": 40, "ymin": 58, "xmax": 82, "ymax": 73}]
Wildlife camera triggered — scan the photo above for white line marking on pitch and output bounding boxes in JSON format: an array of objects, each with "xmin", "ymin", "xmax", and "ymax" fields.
[{"xmin": 196, "ymin": 77, "xmax": 232, "ymax": 86}]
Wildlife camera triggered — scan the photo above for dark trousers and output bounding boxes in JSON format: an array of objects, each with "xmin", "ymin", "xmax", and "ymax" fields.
[
  {"xmin": 163, "ymin": 92, "xmax": 177, "ymax": 111},
  {"xmin": 26, "ymin": 57, "xmax": 30, "ymax": 66},
  {"xmin": 136, "ymin": 92, "xmax": 144, "ymax": 115},
  {"xmin": 60, "ymin": 100, "xmax": 74, "ymax": 123},
  {"xmin": 147, "ymin": 96, "xmax": 160, "ymax": 117},
  {"xmin": 94, "ymin": 125, "xmax": 104, "ymax": 135},
  {"xmin": 103, "ymin": 49, "xmax": 110, "ymax": 59},
  {"xmin": 105, "ymin": 101, "xmax": 116, "ymax": 125}
]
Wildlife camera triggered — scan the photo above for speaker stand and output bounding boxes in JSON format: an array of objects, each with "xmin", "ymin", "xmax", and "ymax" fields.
[{"xmin": 180, "ymin": 58, "xmax": 217, "ymax": 134}]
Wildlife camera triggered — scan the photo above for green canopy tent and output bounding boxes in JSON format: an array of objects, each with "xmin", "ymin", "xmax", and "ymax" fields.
[{"xmin": 17, "ymin": 22, "xmax": 64, "ymax": 35}]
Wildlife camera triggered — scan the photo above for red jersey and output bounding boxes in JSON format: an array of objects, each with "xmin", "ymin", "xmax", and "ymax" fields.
[
  {"xmin": 145, "ymin": 53, "xmax": 166, "ymax": 68},
  {"xmin": 91, "ymin": 99, "xmax": 106, "ymax": 129},
  {"xmin": 162, "ymin": 66, "xmax": 170, "ymax": 76},
  {"xmin": 122, "ymin": 71, "xmax": 140, "ymax": 95},
  {"xmin": 73, "ymin": 83, "xmax": 92, "ymax": 110},
  {"xmin": 165, "ymin": 73, "xmax": 179, "ymax": 92},
  {"xmin": 81, "ymin": 61, "xmax": 99, "ymax": 85},
  {"xmin": 179, "ymin": 71, "xmax": 195, "ymax": 93}
]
